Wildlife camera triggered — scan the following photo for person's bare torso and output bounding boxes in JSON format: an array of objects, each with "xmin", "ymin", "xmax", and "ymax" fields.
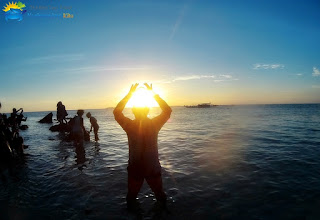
[{"xmin": 125, "ymin": 118, "xmax": 161, "ymax": 172}]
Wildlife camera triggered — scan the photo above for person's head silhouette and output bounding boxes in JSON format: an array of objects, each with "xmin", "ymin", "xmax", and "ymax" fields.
[
  {"xmin": 132, "ymin": 107, "xmax": 149, "ymax": 120},
  {"xmin": 77, "ymin": 109, "xmax": 84, "ymax": 117},
  {"xmin": 130, "ymin": 86, "xmax": 152, "ymax": 120}
]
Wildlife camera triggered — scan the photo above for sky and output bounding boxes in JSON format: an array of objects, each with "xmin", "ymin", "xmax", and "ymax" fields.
[{"xmin": 0, "ymin": 0, "xmax": 320, "ymax": 112}]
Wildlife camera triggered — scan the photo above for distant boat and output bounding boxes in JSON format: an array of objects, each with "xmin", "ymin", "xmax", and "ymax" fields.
[{"xmin": 184, "ymin": 103, "xmax": 218, "ymax": 108}]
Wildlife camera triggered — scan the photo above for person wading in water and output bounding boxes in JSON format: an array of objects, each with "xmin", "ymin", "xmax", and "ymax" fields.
[{"xmin": 113, "ymin": 83, "xmax": 172, "ymax": 210}]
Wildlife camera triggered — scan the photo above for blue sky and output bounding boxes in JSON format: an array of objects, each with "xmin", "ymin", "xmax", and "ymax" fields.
[{"xmin": 0, "ymin": 0, "xmax": 320, "ymax": 112}]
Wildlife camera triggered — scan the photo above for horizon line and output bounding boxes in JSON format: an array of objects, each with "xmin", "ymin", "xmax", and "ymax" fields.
[{"xmin": 2, "ymin": 102, "xmax": 319, "ymax": 114}]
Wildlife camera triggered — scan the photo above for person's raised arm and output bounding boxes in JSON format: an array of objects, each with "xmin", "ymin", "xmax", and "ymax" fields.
[
  {"xmin": 144, "ymin": 83, "xmax": 172, "ymax": 114},
  {"xmin": 154, "ymin": 94, "xmax": 172, "ymax": 114},
  {"xmin": 144, "ymin": 83, "xmax": 172, "ymax": 130},
  {"xmin": 113, "ymin": 83, "xmax": 138, "ymax": 116},
  {"xmin": 113, "ymin": 83, "xmax": 139, "ymax": 129}
]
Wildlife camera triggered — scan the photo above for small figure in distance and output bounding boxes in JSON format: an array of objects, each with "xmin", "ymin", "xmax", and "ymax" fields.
[
  {"xmin": 71, "ymin": 110, "xmax": 86, "ymax": 146},
  {"xmin": 10, "ymin": 108, "xmax": 26, "ymax": 128},
  {"xmin": 0, "ymin": 102, "xmax": 4, "ymax": 129},
  {"xmin": 15, "ymin": 108, "xmax": 27, "ymax": 126},
  {"xmin": 86, "ymin": 112, "xmax": 99, "ymax": 142},
  {"xmin": 56, "ymin": 101, "xmax": 68, "ymax": 124},
  {"xmin": 113, "ymin": 83, "xmax": 172, "ymax": 210},
  {"xmin": 0, "ymin": 102, "xmax": 2, "ymax": 124}
]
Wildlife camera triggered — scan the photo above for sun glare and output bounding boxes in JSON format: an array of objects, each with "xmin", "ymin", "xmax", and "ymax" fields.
[{"xmin": 127, "ymin": 87, "xmax": 158, "ymax": 108}]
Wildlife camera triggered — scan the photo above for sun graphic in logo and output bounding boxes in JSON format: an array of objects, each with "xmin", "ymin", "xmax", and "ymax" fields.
[
  {"xmin": 3, "ymin": 2, "xmax": 20, "ymax": 11},
  {"xmin": 3, "ymin": 1, "xmax": 26, "ymax": 21}
]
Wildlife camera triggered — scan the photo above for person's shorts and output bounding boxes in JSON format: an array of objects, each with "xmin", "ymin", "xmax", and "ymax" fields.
[{"xmin": 127, "ymin": 164, "xmax": 162, "ymax": 180}]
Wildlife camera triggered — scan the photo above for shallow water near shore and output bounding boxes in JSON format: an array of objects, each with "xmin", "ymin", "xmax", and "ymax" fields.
[{"xmin": 1, "ymin": 104, "xmax": 320, "ymax": 219}]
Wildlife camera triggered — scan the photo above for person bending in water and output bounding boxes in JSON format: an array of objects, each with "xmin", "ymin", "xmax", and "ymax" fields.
[
  {"xmin": 86, "ymin": 112, "xmax": 99, "ymax": 141},
  {"xmin": 114, "ymin": 83, "xmax": 172, "ymax": 209}
]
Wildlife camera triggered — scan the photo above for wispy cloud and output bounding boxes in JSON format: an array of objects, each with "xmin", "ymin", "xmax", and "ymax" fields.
[
  {"xmin": 312, "ymin": 67, "xmax": 320, "ymax": 77},
  {"xmin": 220, "ymin": 74, "xmax": 233, "ymax": 79},
  {"xmin": 312, "ymin": 85, "xmax": 320, "ymax": 89},
  {"xmin": 296, "ymin": 73, "xmax": 303, "ymax": 76},
  {"xmin": 253, "ymin": 63, "xmax": 285, "ymax": 70},
  {"xmin": 156, "ymin": 74, "xmax": 236, "ymax": 84},
  {"xmin": 170, "ymin": 3, "xmax": 188, "ymax": 40},
  {"xmin": 48, "ymin": 65, "xmax": 149, "ymax": 74},
  {"xmin": 27, "ymin": 53, "xmax": 85, "ymax": 64},
  {"xmin": 173, "ymin": 74, "xmax": 215, "ymax": 81}
]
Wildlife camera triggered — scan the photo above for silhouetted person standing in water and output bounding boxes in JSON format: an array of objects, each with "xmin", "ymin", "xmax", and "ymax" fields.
[
  {"xmin": 71, "ymin": 110, "xmax": 86, "ymax": 146},
  {"xmin": 57, "ymin": 101, "xmax": 68, "ymax": 124},
  {"xmin": 114, "ymin": 83, "xmax": 172, "ymax": 210},
  {"xmin": 10, "ymin": 108, "xmax": 26, "ymax": 128},
  {"xmin": 0, "ymin": 102, "xmax": 2, "ymax": 123}
]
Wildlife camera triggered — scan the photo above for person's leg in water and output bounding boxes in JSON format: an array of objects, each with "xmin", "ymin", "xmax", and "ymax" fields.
[
  {"xmin": 93, "ymin": 126, "xmax": 99, "ymax": 141},
  {"xmin": 127, "ymin": 167, "xmax": 144, "ymax": 210},
  {"xmin": 75, "ymin": 143, "xmax": 85, "ymax": 165},
  {"xmin": 73, "ymin": 133, "xmax": 83, "ymax": 146},
  {"xmin": 127, "ymin": 176, "xmax": 144, "ymax": 202},
  {"xmin": 146, "ymin": 175, "xmax": 167, "ymax": 204}
]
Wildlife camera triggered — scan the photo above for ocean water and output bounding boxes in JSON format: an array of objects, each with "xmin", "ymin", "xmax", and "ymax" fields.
[{"xmin": 1, "ymin": 104, "xmax": 320, "ymax": 219}]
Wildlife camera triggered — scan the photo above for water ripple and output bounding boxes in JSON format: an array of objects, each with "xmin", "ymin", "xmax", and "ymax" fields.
[{"xmin": 1, "ymin": 105, "xmax": 320, "ymax": 219}]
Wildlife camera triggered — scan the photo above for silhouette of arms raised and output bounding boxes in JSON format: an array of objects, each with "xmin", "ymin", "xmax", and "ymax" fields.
[
  {"xmin": 144, "ymin": 83, "xmax": 172, "ymax": 130},
  {"xmin": 113, "ymin": 83, "xmax": 139, "ymax": 130}
]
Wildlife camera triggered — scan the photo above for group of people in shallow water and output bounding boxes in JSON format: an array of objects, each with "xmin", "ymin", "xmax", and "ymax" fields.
[
  {"xmin": 0, "ymin": 102, "xmax": 28, "ymax": 178},
  {"xmin": 1, "ymin": 83, "xmax": 172, "ymax": 211},
  {"xmin": 55, "ymin": 101, "xmax": 100, "ymax": 143}
]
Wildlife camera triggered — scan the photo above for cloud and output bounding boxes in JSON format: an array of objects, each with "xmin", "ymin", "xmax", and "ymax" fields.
[
  {"xmin": 220, "ymin": 74, "xmax": 232, "ymax": 79},
  {"xmin": 170, "ymin": 4, "xmax": 188, "ymax": 40},
  {"xmin": 312, "ymin": 85, "xmax": 320, "ymax": 89},
  {"xmin": 296, "ymin": 73, "xmax": 303, "ymax": 76},
  {"xmin": 173, "ymin": 75, "xmax": 215, "ymax": 81},
  {"xmin": 155, "ymin": 74, "xmax": 235, "ymax": 84},
  {"xmin": 253, "ymin": 63, "xmax": 285, "ymax": 70},
  {"xmin": 48, "ymin": 65, "xmax": 149, "ymax": 74},
  {"xmin": 312, "ymin": 67, "xmax": 320, "ymax": 77},
  {"xmin": 27, "ymin": 54, "xmax": 85, "ymax": 64}
]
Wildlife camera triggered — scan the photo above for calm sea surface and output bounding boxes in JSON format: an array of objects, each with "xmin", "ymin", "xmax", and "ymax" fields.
[{"xmin": 1, "ymin": 104, "xmax": 320, "ymax": 219}]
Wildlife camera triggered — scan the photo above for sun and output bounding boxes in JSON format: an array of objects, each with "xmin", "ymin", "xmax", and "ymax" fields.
[
  {"xmin": 3, "ymin": 2, "xmax": 20, "ymax": 12},
  {"xmin": 127, "ymin": 87, "xmax": 159, "ymax": 108}
]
